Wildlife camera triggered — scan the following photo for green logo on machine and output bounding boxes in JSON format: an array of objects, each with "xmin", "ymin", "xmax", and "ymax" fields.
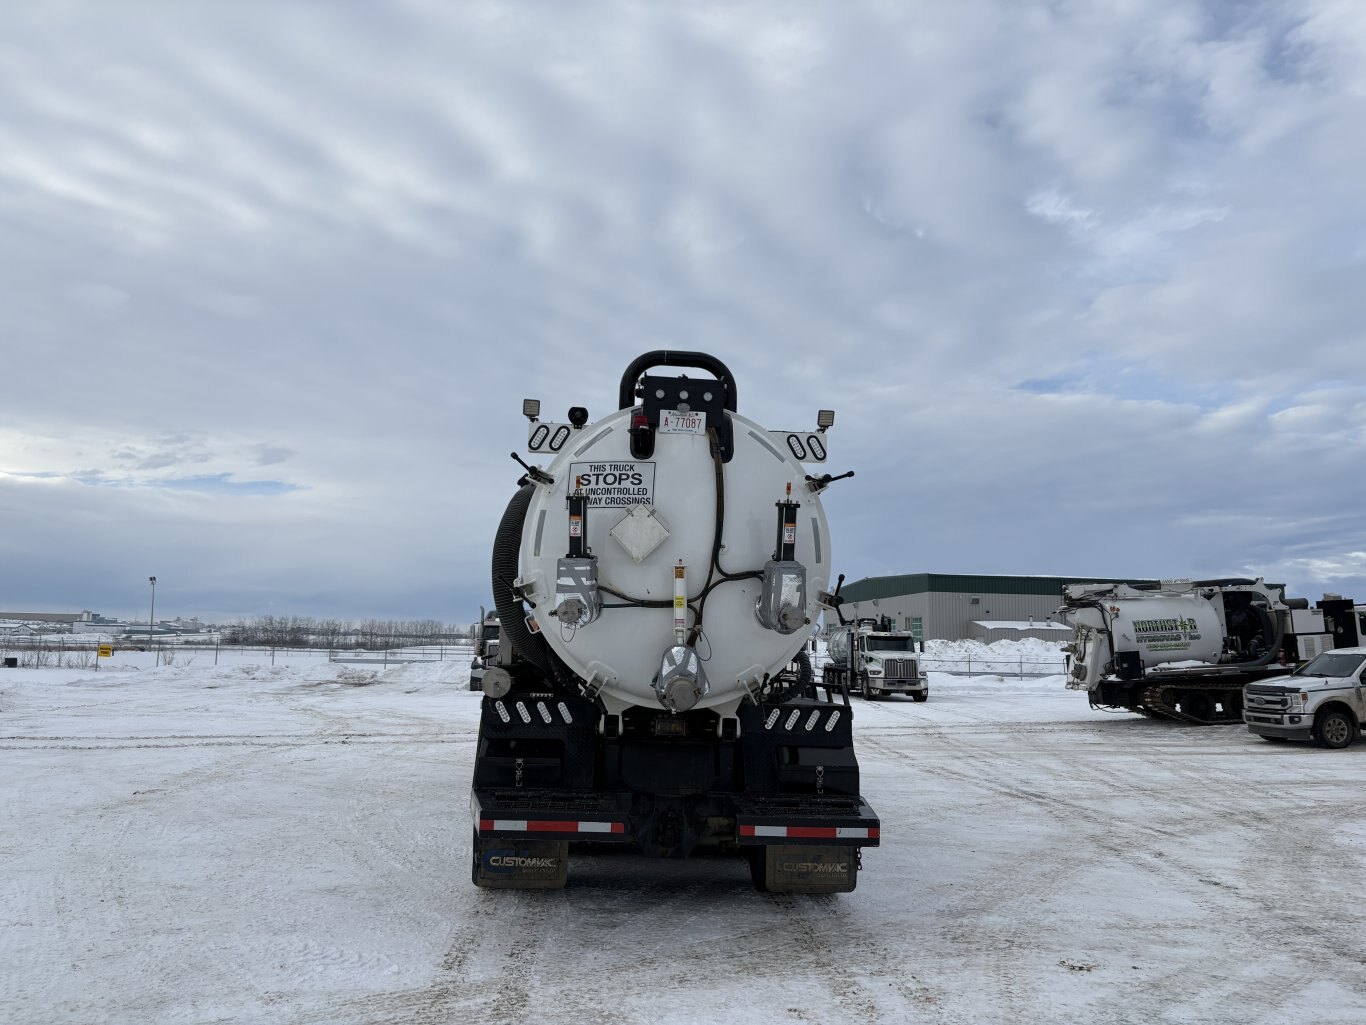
[{"xmin": 1131, "ymin": 616, "xmax": 1201, "ymax": 652}]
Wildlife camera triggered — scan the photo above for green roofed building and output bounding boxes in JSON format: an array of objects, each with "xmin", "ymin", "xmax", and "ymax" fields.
[{"xmin": 829, "ymin": 573, "xmax": 1155, "ymax": 643}]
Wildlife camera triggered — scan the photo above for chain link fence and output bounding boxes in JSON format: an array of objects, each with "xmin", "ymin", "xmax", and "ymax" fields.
[
  {"xmin": 918, "ymin": 655, "xmax": 1067, "ymax": 678},
  {"xmin": 810, "ymin": 649, "xmax": 1066, "ymax": 680},
  {"xmin": 0, "ymin": 636, "xmax": 475, "ymax": 670}
]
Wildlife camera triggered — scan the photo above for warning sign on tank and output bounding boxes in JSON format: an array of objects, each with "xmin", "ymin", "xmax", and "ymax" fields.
[{"xmin": 570, "ymin": 461, "xmax": 656, "ymax": 507}]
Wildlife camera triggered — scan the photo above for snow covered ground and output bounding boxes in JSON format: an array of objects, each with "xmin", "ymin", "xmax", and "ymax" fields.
[{"xmin": 3, "ymin": 648, "xmax": 1366, "ymax": 1025}]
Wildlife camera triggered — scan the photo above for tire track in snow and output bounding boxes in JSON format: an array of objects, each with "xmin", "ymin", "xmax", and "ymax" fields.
[
  {"xmin": 856, "ymin": 717, "xmax": 1366, "ymax": 1018},
  {"xmin": 0, "ymin": 732, "xmax": 473, "ymax": 752}
]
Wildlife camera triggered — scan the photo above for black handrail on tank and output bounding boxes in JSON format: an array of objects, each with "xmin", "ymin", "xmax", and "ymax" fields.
[{"xmin": 618, "ymin": 350, "xmax": 738, "ymax": 412}]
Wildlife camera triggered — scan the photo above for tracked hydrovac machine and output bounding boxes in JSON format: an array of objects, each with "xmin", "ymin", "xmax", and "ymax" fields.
[
  {"xmin": 471, "ymin": 351, "xmax": 877, "ymax": 891},
  {"xmin": 1061, "ymin": 577, "xmax": 1357, "ymax": 724}
]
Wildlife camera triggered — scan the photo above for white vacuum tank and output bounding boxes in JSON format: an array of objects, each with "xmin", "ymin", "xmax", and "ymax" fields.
[{"xmin": 516, "ymin": 402, "xmax": 833, "ymax": 718}]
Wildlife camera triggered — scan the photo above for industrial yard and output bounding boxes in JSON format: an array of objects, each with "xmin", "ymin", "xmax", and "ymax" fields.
[{"xmin": 3, "ymin": 647, "xmax": 1364, "ymax": 1025}]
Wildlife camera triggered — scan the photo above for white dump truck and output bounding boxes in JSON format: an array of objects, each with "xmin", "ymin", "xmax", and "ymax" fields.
[
  {"xmin": 1060, "ymin": 579, "xmax": 1351, "ymax": 724},
  {"xmin": 823, "ymin": 617, "xmax": 927, "ymax": 701},
  {"xmin": 471, "ymin": 351, "xmax": 877, "ymax": 892}
]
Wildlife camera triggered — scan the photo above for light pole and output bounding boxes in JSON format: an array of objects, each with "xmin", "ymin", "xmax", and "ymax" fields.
[{"xmin": 148, "ymin": 576, "xmax": 157, "ymax": 652}]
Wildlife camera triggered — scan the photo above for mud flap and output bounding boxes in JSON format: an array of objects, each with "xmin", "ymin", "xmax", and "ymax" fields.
[
  {"xmin": 472, "ymin": 835, "xmax": 570, "ymax": 890},
  {"xmin": 761, "ymin": 844, "xmax": 858, "ymax": 894}
]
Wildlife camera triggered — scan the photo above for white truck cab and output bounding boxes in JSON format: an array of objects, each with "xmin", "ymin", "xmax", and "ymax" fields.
[
  {"xmin": 824, "ymin": 620, "xmax": 928, "ymax": 701},
  {"xmin": 1243, "ymin": 647, "xmax": 1366, "ymax": 749},
  {"xmin": 469, "ymin": 609, "xmax": 502, "ymax": 692}
]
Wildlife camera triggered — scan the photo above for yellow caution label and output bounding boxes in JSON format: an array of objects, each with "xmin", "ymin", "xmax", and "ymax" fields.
[
  {"xmin": 673, "ymin": 596, "xmax": 686, "ymax": 609},
  {"xmin": 97, "ymin": 645, "xmax": 113, "ymax": 658}
]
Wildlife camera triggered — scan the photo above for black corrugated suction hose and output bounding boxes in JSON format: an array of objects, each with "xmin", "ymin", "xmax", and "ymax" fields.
[
  {"xmin": 762, "ymin": 648, "xmax": 814, "ymax": 705},
  {"xmin": 1244, "ymin": 602, "xmax": 1285, "ymax": 668},
  {"xmin": 492, "ymin": 483, "xmax": 553, "ymax": 676}
]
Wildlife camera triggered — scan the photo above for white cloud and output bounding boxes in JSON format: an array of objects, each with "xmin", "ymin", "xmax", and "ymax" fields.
[{"xmin": 2, "ymin": 1, "xmax": 1364, "ymax": 619}]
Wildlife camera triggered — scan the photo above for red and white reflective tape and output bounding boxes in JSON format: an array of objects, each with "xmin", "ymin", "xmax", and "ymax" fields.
[
  {"xmin": 479, "ymin": 818, "xmax": 625, "ymax": 835},
  {"xmin": 739, "ymin": 824, "xmax": 879, "ymax": 840}
]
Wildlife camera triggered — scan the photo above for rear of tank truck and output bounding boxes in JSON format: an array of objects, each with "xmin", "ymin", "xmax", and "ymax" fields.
[{"xmin": 469, "ymin": 352, "xmax": 879, "ymax": 892}]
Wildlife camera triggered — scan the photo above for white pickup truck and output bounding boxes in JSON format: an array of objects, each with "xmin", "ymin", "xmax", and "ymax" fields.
[{"xmin": 1243, "ymin": 647, "xmax": 1366, "ymax": 749}]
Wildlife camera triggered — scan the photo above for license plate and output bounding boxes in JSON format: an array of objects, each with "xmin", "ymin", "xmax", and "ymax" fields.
[{"xmin": 659, "ymin": 410, "xmax": 706, "ymax": 435}]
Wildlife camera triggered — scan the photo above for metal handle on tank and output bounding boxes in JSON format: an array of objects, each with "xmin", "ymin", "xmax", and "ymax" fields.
[{"xmin": 617, "ymin": 351, "xmax": 738, "ymax": 412}]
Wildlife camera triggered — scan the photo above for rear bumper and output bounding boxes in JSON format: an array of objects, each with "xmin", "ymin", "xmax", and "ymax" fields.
[
  {"xmin": 732, "ymin": 793, "xmax": 880, "ymax": 846},
  {"xmin": 472, "ymin": 790, "xmax": 632, "ymax": 842},
  {"xmin": 472, "ymin": 789, "xmax": 880, "ymax": 847}
]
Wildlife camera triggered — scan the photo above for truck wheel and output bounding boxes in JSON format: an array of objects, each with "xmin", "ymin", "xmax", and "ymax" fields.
[
  {"xmin": 1315, "ymin": 709, "xmax": 1356, "ymax": 750},
  {"xmin": 912, "ymin": 692, "xmax": 928, "ymax": 703}
]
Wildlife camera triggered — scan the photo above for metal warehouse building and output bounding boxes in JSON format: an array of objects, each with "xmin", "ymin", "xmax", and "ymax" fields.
[{"xmin": 831, "ymin": 573, "xmax": 1149, "ymax": 643}]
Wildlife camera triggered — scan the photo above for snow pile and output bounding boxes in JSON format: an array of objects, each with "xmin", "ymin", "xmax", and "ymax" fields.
[
  {"xmin": 921, "ymin": 635, "xmax": 1068, "ymax": 675},
  {"xmin": 370, "ymin": 659, "xmax": 472, "ymax": 691}
]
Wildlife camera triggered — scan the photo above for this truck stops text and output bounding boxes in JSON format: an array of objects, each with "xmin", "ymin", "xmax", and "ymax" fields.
[{"xmin": 570, "ymin": 461, "xmax": 655, "ymax": 507}]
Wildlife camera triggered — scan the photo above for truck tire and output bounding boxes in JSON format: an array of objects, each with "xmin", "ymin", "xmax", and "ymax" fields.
[
  {"xmin": 912, "ymin": 692, "xmax": 928, "ymax": 703},
  {"xmin": 1315, "ymin": 708, "xmax": 1356, "ymax": 750}
]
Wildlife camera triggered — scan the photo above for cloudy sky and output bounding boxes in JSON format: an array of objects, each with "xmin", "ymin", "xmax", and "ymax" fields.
[{"xmin": 3, "ymin": 0, "xmax": 1364, "ymax": 626}]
